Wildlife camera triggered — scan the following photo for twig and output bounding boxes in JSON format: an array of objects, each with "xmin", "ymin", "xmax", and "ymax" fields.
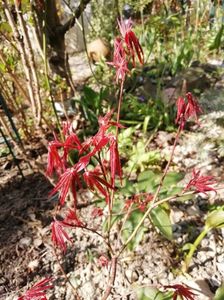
[
  {"xmin": 59, "ymin": 0, "xmax": 92, "ymax": 36},
  {"xmin": 101, "ymin": 257, "xmax": 117, "ymax": 300},
  {"xmin": 14, "ymin": 0, "xmax": 43, "ymax": 125},
  {"xmin": 3, "ymin": 1, "xmax": 38, "ymax": 123}
]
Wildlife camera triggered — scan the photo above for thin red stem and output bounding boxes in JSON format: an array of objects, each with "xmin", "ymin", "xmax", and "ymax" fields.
[
  {"xmin": 107, "ymin": 79, "xmax": 125, "ymax": 233},
  {"xmin": 101, "ymin": 257, "xmax": 117, "ymax": 300}
]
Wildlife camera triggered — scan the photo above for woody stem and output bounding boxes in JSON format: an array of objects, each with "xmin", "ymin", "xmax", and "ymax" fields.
[{"xmin": 107, "ymin": 79, "xmax": 125, "ymax": 233}]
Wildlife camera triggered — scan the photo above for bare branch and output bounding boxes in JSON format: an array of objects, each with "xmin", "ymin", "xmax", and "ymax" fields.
[{"xmin": 59, "ymin": 0, "xmax": 91, "ymax": 36}]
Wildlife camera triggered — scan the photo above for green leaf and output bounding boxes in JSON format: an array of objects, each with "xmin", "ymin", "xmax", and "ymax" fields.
[
  {"xmin": 205, "ymin": 208, "xmax": 224, "ymax": 229},
  {"xmin": 135, "ymin": 286, "xmax": 172, "ymax": 300},
  {"xmin": 160, "ymin": 171, "xmax": 184, "ymax": 197},
  {"xmin": 162, "ymin": 171, "xmax": 184, "ymax": 187},
  {"xmin": 120, "ymin": 179, "xmax": 136, "ymax": 197},
  {"xmin": 122, "ymin": 210, "xmax": 146, "ymax": 250},
  {"xmin": 150, "ymin": 206, "xmax": 173, "ymax": 240},
  {"xmin": 214, "ymin": 285, "xmax": 224, "ymax": 300},
  {"xmin": 137, "ymin": 170, "xmax": 160, "ymax": 192},
  {"xmin": 209, "ymin": 25, "xmax": 224, "ymax": 51},
  {"xmin": 143, "ymin": 115, "xmax": 150, "ymax": 133}
]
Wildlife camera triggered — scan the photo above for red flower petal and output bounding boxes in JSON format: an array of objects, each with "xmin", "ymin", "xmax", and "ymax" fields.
[
  {"xmin": 51, "ymin": 218, "xmax": 71, "ymax": 253},
  {"xmin": 18, "ymin": 278, "xmax": 53, "ymax": 300}
]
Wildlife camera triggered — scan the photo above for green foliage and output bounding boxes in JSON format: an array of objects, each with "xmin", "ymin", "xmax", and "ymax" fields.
[
  {"xmin": 122, "ymin": 210, "xmax": 147, "ymax": 251},
  {"xmin": 0, "ymin": 145, "xmax": 10, "ymax": 157},
  {"xmin": 137, "ymin": 170, "xmax": 184, "ymax": 196},
  {"xmin": 205, "ymin": 207, "xmax": 224, "ymax": 230},
  {"xmin": 89, "ymin": 0, "xmax": 116, "ymax": 40},
  {"xmin": 71, "ymin": 85, "xmax": 109, "ymax": 131},
  {"xmin": 121, "ymin": 93, "xmax": 173, "ymax": 131},
  {"xmin": 118, "ymin": 126, "xmax": 161, "ymax": 175},
  {"xmin": 150, "ymin": 205, "xmax": 173, "ymax": 241},
  {"xmin": 135, "ymin": 286, "xmax": 172, "ymax": 300},
  {"xmin": 209, "ymin": 25, "xmax": 224, "ymax": 51},
  {"xmin": 183, "ymin": 206, "xmax": 224, "ymax": 272},
  {"xmin": 214, "ymin": 285, "xmax": 224, "ymax": 300}
]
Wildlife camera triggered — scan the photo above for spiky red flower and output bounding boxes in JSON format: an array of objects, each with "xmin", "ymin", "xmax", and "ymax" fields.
[
  {"xmin": 185, "ymin": 92, "xmax": 202, "ymax": 122},
  {"xmin": 51, "ymin": 218, "xmax": 72, "ymax": 253},
  {"xmin": 107, "ymin": 37, "xmax": 129, "ymax": 83},
  {"xmin": 183, "ymin": 169, "xmax": 217, "ymax": 195},
  {"xmin": 117, "ymin": 18, "xmax": 144, "ymax": 66},
  {"xmin": 46, "ymin": 127, "xmax": 82, "ymax": 177},
  {"xmin": 175, "ymin": 97, "xmax": 187, "ymax": 130},
  {"xmin": 165, "ymin": 284, "xmax": 196, "ymax": 300},
  {"xmin": 18, "ymin": 278, "xmax": 53, "ymax": 300},
  {"xmin": 176, "ymin": 92, "xmax": 202, "ymax": 129},
  {"xmin": 64, "ymin": 208, "xmax": 84, "ymax": 227},
  {"xmin": 46, "ymin": 140, "xmax": 65, "ymax": 177},
  {"xmin": 83, "ymin": 169, "xmax": 112, "ymax": 202},
  {"xmin": 49, "ymin": 167, "xmax": 77, "ymax": 206}
]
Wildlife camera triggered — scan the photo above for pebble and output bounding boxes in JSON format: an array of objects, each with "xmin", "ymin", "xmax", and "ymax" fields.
[{"xmin": 18, "ymin": 237, "xmax": 32, "ymax": 248}]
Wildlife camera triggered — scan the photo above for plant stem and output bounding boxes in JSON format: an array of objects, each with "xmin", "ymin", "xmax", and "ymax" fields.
[
  {"xmin": 101, "ymin": 257, "xmax": 117, "ymax": 300},
  {"xmin": 118, "ymin": 126, "xmax": 182, "ymax": 255},
  {"xmin": 182, "ymin": 226, "xmax": 210, "ymax": 273},
  {"xmin": 116, "ymin": 79, "xmax": 124, "ymax": 139},
  {"xmin": 82, "ymin": 226, "xmax": 114, "ymax": 255},
  {"xmin": 107, "ymin": 79, "xmax": 125, "ymax": 233},
  {"xmin": 151, "ymin": 126, "xmax": 181, "ymax": 206}
]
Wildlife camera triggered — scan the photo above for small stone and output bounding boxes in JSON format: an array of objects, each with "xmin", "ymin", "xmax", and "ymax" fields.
[
  {"xmin": 18, "ymin": 237, "xmax": 32, "ymax": 248},
  {"xmin": 28, "ymin": 259, "xmax": 39, "ymax": 272},
  {"xmin": 33, "ymin": 238, "xmax": 43, "ymax": 248},
  {"xmin": 217, "ymin": 262, "xmax": 224, "ymax": 274}
]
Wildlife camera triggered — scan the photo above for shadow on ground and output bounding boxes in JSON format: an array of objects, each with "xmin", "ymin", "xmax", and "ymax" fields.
[{"xmin": 0, "ymin": 172, "xmax": 54, "ymax": 296}]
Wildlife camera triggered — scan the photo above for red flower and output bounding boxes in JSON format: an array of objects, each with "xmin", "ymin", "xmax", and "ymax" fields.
[
  {"xmin": 49, "ymin": 167, "xmax": 77, "ymax": 206},
  {"xmin": 108, "ymin": 38, "xmax": 129, "ymax": 83},
  {"xmin": 83, "ymin": 169, "xmax": 112, "ymax": 202},
  {"xmin": 18, "ymin": 278, "xmax": 53, "ymax": 300},
  {"xmin": 46, "ymin": 140, "xmax": 64, "ymax": 177},
  {"xmin": 175, "ymin": 92, "xmax": 202, "ymax": 129},
  {"xmin": 164, "ymin": 284, "xmax": 196, "ymax": 300},
  {"xmin": 185, "ymin": 92, "xmax": 202, "ymax": 122},
  {"xmin": 46, "ymin": 129, "xmax": 81, "ymax": 177},
  {"xmin": 118, "ymin": 18, "xmax": 144, "ymax": 66},
  {"xmin": 183, "ymin": 169, "xmax": 217, "ymax": 195},
  {"xmin": 63, "ymin": 133, "xmax": 82, "ymax": 157},
  {"xmin": 64, "ymin": 208, "xmax": 84, "ymax": 227},
  {"xmin": 51, "ymin": 218, "xmax": 72, "ymax": 253},
  {"xmin": 175, "ymin": 97, "xmax": 187, "ymax": 129}
]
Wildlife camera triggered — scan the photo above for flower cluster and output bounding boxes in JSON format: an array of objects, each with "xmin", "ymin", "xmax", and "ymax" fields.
[
  {"xmin": 47, "ymin": 111, "xmax": 123, "ymax": 251},
  {"xmin": 176, "ymin": 92, "xmax": 202, "ymax": 129},
  {"xmin": 108, "ymin": 18, "xmax": 144, "ymax": 83},
  {"xmin": 164, "ymin": 284, "xmax": 196, "ymax": 300},
  {"xmin": 183, "ymin": 168, "xmax": 217, "ymax": 195},
  {"xmin": 18, "ymin": 278, "xmax": 53, "ymax": 300}
]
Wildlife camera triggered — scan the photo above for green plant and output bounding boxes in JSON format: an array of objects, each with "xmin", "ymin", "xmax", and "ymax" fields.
[{"xmin": 183, "ymin": 206, "xmax": 224, "ymax": 272}]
